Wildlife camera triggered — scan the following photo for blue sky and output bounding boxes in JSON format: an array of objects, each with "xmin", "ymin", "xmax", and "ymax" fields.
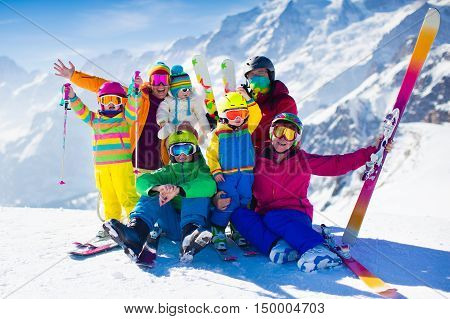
[{"xmin": 0, "ymin": 0, "xmax": 260, "ymax": 72}]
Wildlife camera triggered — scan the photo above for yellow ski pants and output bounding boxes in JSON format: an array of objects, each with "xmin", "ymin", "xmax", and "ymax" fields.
[{"xmin": 94, "ymin": 161, "xmax": 139, "ymax": 221}]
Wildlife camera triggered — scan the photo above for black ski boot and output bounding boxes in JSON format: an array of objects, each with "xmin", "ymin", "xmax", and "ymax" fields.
[
  {"xmin": 103, "ymin": 218, "xmax": 149, "ymax": 262},
  {"xmin": 180, "ymin": 223, "xmax": 212, "ymax": 263},
  {"xmin": 137, "ymin": 223, "xmax": 162, "ymax": 267}
]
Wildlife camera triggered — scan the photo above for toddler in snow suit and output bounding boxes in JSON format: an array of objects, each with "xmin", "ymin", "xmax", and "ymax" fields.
[
  {"xmin": 206, "ymin": 89, "xmax": 262, "ymax": 251},
  {"xmin": 67, "ymin": 82, "xmax": 139, "ymax": 227},
  {"xmin": 157, "ymin": 65, "xmax": 210, "ymax": 165},
  {"xmin": 103, "ymin": 129, "xmax": 217, "ymax": 264}
]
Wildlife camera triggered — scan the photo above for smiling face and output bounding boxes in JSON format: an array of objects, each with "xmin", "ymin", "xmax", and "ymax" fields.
[
  {"xmin": 105, "ymin": 102, "xmax": 121, "ymax": 111},
  {"xmin": 151, "ymin": 84, "xmax": 169, "ymax": 99},
  {"xmin": 271, "ymin": 122, "xmax": 298, "ymax": 153},
  {"xmin": 227, "ymin": 116, "xmax": 245, "ymax": 127},
  {"xmin": 174, "ymin": 153, "xmax": 193, "ymax": 163}
]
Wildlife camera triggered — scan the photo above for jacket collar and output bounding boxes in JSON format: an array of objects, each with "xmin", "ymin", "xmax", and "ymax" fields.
[{"xmin": 261, "ymin": 145, "xmax": 298, "ymax": 162}]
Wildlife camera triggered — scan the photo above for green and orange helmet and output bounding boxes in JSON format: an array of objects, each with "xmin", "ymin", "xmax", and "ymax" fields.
[{"xmin": 269, "ymin": 113, "xmax": 303, "ymax": 146}]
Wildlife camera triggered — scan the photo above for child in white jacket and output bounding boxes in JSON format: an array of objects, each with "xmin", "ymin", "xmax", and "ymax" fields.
[{"xmin": 157, "ymin": 65, "xmax": 210, "ymax": 152}]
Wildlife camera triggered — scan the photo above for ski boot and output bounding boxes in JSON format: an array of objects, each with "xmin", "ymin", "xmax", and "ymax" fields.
[
  {"xmin": 269, "ymin": 239, "xmax": 299, "ymax": 264},
  {"xmin": 103, "ymin": 218, "xmax": 149, "ymax": 262},
  {"xmin": 211, "ymin": 225, "xmax": 227, "ymax": 251},
  {"xmin": 180, "ymin": 223, "xmax": 212, "ymax": 263},
  {"xmin": 297, "ymin": 244, "xmax": 342, "ymax": 273},
  {"xmin": 137, "ymin": 223, "xmax": 162, "ymax": 267},
  {"xmin": 230, "ymin": 223, "xmax": 247, "ymax": 247}
]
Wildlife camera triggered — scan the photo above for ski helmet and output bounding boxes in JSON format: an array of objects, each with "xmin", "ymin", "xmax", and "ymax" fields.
[
  {"xmin": 216, "ymin": 92, "xmax": 247, "ymax": 115},
  {"xmin": 97, "ymin": 81, "xmax": 127, "ymax": 98},
  {"xmin": 269, "ymin": 113, "xmax": 303, "ymax": 146},
  {"xmin": 167, "ymin": 130, "xmax": 199, "ymax": 149},
  {"xmin": 244, "ymin": 56, "xmax": 275, "ymax": 82}
]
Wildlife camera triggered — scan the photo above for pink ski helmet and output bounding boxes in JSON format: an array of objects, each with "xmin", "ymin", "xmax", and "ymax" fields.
[{"xmin": 97, "ymin": 81, "xmax": 127, "ymax": 98}]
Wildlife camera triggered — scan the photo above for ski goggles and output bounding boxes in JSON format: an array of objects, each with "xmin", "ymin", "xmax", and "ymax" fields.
[
  {"xmin": 272, "ymin": 125, "xmax": 298, "ymax": 141},
  {"xmin": 99, "ymin": 95, "xmax": 123, "ymax": 107},
  {"xmin": 150, "ymin": 74, "xmax": 169, "ymax": 86},
  {"xmin": 220, "ymin": 109, "xmax": 249, "ymax": 121},
  {"xmin": 169, "ymin": 143, "xmax": 196, "ymax": 157},
  {"xmin": 180, "ymin": 88, "xmax": 191, "ymax": 93}
]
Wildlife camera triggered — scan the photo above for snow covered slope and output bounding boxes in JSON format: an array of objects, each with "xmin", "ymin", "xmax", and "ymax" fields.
[{"xmin": 1, "ymin": 123, "xmax": 448, "ymax": 299}]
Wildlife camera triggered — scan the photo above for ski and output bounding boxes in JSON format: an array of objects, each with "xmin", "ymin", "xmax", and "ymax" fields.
[
  {"xmin": 69, "ymin": 238, "xmax": 119, "ymax": 257},
  {"xmin": 342, "ymin": 8, "xmax": 440, "ymax": 245},
  {"xmin": 192, "ymin": 54, "xmax": 218, "ymax": 128},
  {"xmin": 220, "ymin": 59, "xmax": 236, "ymax": 93},
  {"xmin": 227, "ymin": 236, "xmax": 259, "ymax": 257},
  {"xmin": 321, "ymin": 225, "xmax": 405, "ymax": 299},
  {"xmin": 211, "ymin": 242, "xmax": 238, "ymax": 262}
]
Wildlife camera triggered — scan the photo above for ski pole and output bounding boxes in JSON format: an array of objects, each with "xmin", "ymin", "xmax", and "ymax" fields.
[
  {"xmin": 59, "ymin": 83, "xmax": 71, "ymax": 185},
  {"xmin": 133, "ymin": 71, "xmax": 140, "ymax": 175}
]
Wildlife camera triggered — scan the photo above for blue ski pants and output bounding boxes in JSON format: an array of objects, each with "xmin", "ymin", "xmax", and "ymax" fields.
[
  {"xmin": 230, "ymin": 208, "xmax": 324, "ymax": 255},
  {"xmin": 210, "ymin": 171, "xmax": 254, "ymax": 227},
  {"xmin": 130, "ymin": 196, "xmax": 210, "ymax": 241}
]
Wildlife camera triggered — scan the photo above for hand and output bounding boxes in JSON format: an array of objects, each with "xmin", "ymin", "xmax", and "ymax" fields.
[
  {"xmin": 54, "ymin": 59, "xmax": 75, "ymax": 79},
  {"xmin": 68, "ymin": 85, "xmax": 75, "ymax": 99},
  {"xmin": 236, "ymin": 86, "xmax": 251, "ymax": 101},
  {"xmin": 214, "ymin": 174, "xmax": 225, "ymax": 183},
  {"xmin": 158, "ymin": 184, "xmax": 180, "ymax": 206},
  {"xmin": 375, "ymin": 136, "xmax": 394, "ymax": 153},
  {"xmin": 212, "ymin": 191, "xmax": 231, "ymax": 211}
]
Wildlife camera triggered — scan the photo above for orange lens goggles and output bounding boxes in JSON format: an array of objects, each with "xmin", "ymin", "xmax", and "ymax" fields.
[
  {"xmin": 272, "ymin": 126, "xmax": 297, "ymax": 141},
  {"xmin": 223, "ymin": 109, "xmax": 249, "ymax": 121},
  {"xmin": 99, "ymin": 95, "xmax": 123, "ymax": 106}
]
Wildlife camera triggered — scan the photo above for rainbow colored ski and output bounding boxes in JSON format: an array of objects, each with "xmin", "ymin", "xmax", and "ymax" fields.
[{"xmin": 343, "ymin": 8, "xmax": 440, "ymax": 245}]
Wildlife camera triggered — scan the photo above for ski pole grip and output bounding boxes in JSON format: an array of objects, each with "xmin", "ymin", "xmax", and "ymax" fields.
[
  {"xmin": 134, "ymin": 71, "xmax": 141, "ymax": 89},
  {"xmin": 63, "ymin": 83, "xmax": 71, "ymax": 100}
]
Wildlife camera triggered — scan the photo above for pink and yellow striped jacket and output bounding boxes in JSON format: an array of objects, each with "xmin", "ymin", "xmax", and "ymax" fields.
[{"xmin": 70, "ymin": 96, "xmax": 136, "ymax": 165}]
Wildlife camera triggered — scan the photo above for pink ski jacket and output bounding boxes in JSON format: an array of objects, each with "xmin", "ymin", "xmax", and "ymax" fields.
[{"xmin": 252, "ymin": 145, "xmax": 376, "ymax": 219}]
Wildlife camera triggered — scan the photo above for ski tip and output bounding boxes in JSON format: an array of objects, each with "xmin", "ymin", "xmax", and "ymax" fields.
[{"xmin": 424, "ymin": 7, "xmax": 440, "ymax": 30}]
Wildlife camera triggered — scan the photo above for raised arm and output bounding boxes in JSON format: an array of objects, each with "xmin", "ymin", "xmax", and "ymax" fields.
[
  {"xmin": 304, "ymin": 146, "xmax": 376, "ymax": 177},
  {"xmin": 67, "ymin": 85, "xmax": 95, "ymax": 127},
  {"xmin": 246, "ymin": 98, "xmax": 262, "ymax": 134}
]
